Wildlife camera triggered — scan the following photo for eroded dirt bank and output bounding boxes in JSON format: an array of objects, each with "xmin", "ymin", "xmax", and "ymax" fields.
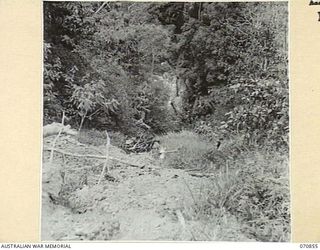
[{"xmin": 42, "ymin": 135, "xmax": 250, "ymax": 241}]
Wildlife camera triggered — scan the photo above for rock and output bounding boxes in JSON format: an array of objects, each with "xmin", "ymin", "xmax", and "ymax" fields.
[{"xmin": 75, "ymin": 228, "xmax": 87, "ymax": 236}]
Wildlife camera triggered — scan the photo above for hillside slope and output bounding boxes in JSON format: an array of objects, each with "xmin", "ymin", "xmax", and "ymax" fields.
[{"xmin": 42, "ymin": 134, "xmax": 250, "ymax": 241}]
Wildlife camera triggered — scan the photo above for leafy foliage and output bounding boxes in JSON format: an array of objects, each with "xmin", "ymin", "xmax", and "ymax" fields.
[
  {"xmin": 44, "ymin": 2, "xmax": 288, "ymax": 147},
  {"xmin": 150, "ymin": 2, "xmax": 288, "ymax": 147},
  {"xmin": 43, "ymin": 2, "xmax": 174, "ymax": 133},
  {"xmin": 43, "ymin": 2, "xmax": 289, "ymax": 242},
  {"xmin": 220, "ymin": 79, "xmax": 289, "ymax": 148}
]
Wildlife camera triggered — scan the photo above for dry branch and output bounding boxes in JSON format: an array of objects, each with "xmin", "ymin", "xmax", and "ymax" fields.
[
  {"xmin": 49, "ymin": 112, "xmax": 65, "ymax": 163},
  {"xmin": 188, "ymin": 173, "xmax": 215, "ymax": 178},
  {"xmin": 94, "ymin": 2, "xmax": 107, "ymax": 15},
  {"xmin": 43, "ymin": 147, "xmax": 143, "ymax": 168},
  {"xmin": 98, "ymin": 131, "xmax": 110, "ymax": 184}
]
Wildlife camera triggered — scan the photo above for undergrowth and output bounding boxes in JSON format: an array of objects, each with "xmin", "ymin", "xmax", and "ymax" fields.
[
  {"xmin": 157, "ymin": 130, "xmax": 212, "ymax": 170},
  {"xmin": 158, "ymin": 130, "xmax": 290, "ymax": 242},
  {"xmin": 72, "ymin": 128, "xmax": 290, "ymax": 241},
  {"xmin": 77, "ymin": 129, "xmax": 126, "ymax": 148},
  {"xmin": 208, "ymin": 149, "xmax": 290, "ymax": 242}
]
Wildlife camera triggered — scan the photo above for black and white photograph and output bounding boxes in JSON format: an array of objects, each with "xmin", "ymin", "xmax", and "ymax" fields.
[{"xmin": 42, "ymin": 1, "xmax": 289, "ymax": 241}]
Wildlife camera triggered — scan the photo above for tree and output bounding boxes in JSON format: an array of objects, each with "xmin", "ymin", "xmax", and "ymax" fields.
[{"xmin": 43, "ymin": 2, "xmax": 174, "ymax": 134}]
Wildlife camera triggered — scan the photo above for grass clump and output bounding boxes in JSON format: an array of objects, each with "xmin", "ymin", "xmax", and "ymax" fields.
[
  {"xmin": 206, "ymin": 146, "xmax": 290, "ymax": 242},
  {"xmin": 195, "ymin": 129, "xmax": 290, "ymax": 241},
  {"xmin": 159, "ymin": 130, "xmax": 290, "ymax": 242},
  {"xmin": 157, "ymin": 130, "xmax": 212, "ymax": 170}
]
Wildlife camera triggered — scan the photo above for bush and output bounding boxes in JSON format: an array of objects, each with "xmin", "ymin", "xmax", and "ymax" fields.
[
  {"xmin": 220, "ymin": 79, "xmax": 289, "ymax": 149},
  {"xmin": 207, "ymin": 148, "xmax": 290, "ymax": 242},
  {"xmin": 157, "ymin": 130, "xmax": 212, "ymax": 170},
  {"xmin": 180, "ymin": 127, "xmax": 290, "ymax": 241}
]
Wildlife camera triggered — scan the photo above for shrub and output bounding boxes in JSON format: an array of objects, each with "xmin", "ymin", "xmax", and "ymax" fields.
[
  {"xmin": 220, "ymin": 79, "xmax": 289, "ymax": 149},
  {"xmin": 189, "ymin": 126, "xmax": 290, "ymax": 242},
  {"xmin": 207, "ymin": 148, "xmax": 290, "ymax": 242},
  {"xmin": 157, "ymin": 130, "xmax": 212, "ymax": 170}
]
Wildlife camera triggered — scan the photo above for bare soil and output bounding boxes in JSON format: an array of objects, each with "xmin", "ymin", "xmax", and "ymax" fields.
[{"xmin": 41, "ymin": 135, "xmax": 251, "ymax": 241}]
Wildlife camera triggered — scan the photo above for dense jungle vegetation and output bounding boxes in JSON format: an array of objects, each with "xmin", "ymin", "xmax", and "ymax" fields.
[{"xmin": 43, "ymin": 2, "xmax": 289, "ymax": 241}]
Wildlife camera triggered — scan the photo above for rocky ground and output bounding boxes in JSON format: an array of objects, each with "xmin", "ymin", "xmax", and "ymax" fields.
[{"xmin": 41, "ymin": 134, "xmax": 251, "ymax": 241}]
